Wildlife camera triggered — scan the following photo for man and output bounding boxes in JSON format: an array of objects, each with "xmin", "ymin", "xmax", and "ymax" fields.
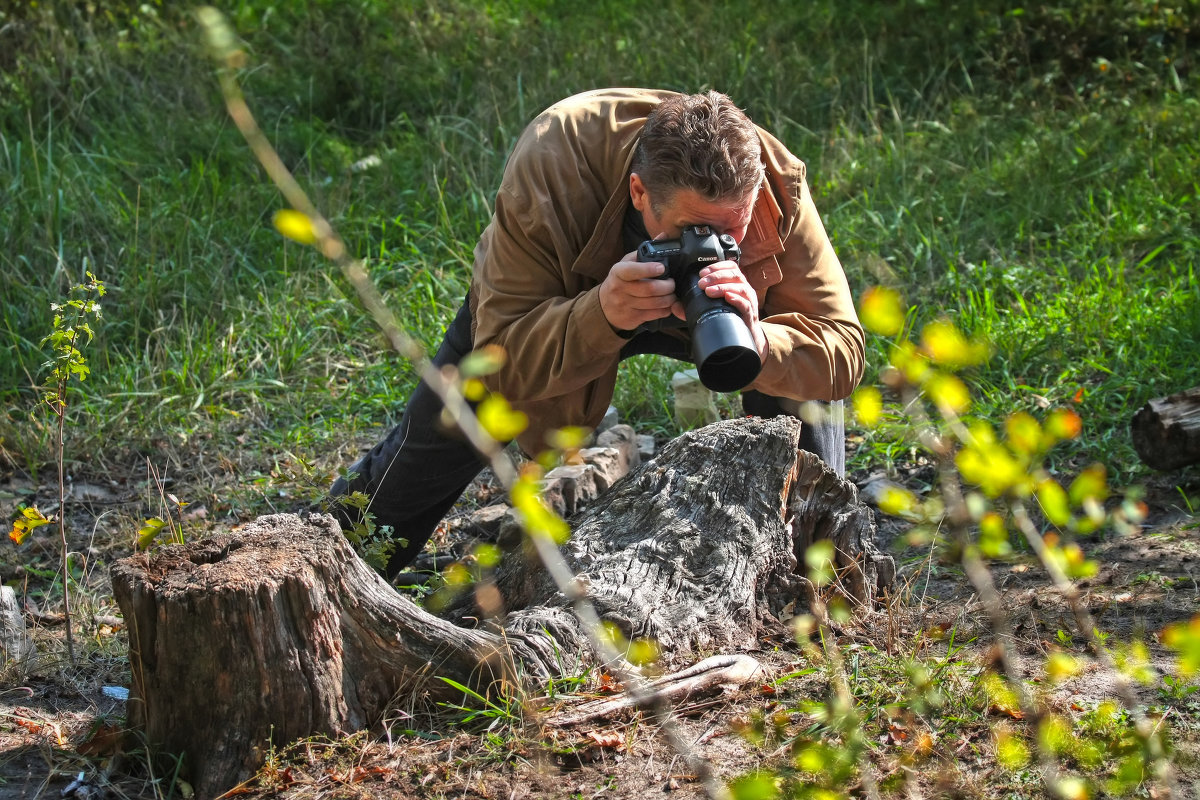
[{"xmin": 328, "ymin": 88, "xmax": 864, "ymax": 578}]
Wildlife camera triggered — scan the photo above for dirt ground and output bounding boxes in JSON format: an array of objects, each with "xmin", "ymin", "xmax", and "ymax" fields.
[{"xmin": 1, "ymin": 440, "xmax": 1199, "ymax": 800}]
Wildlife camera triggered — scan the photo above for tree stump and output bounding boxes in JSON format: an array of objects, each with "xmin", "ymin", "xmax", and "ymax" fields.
[
  {"xmin": 111, "ymin": 416, "xmax": 892, "ymax": 798},
  {"xmin": 1131, "ymin": 386, "xmax": 1200, "ymax": 470}
]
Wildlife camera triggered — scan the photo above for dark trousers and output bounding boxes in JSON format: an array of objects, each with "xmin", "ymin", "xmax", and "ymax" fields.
[{"xmin": 329, "ymin": 300, "xmax": 846, "ymax": 578}]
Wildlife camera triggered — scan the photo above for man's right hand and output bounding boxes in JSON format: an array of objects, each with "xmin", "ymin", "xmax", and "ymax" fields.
[{"xmin": 598, "ymin": 252, "xmax": 681, "ymax": 332}]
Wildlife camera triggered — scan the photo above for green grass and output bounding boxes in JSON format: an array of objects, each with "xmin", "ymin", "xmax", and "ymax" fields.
[{"xmin": 1, "ymin": 0, "xmax": 1197, "ymax": 490}]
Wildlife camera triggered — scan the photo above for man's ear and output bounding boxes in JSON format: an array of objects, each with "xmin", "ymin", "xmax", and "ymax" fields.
[{"xmin": 629, "ymin": 173, "xmax": 650, "ymax": 213}]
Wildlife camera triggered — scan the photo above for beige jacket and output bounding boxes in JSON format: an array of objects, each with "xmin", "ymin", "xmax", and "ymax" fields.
[{"xmin": 470, "ymin": 88, "xmax": 864, "ymax": 453}]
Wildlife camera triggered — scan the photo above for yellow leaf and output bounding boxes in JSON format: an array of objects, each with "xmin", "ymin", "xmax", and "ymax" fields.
[
  {"xmin": 136, "ymin": 517, "xmax": 168, "ymax": 550},
  {"xmin": 860, "ymin": 286, "xmax": 905, "ymax": 336},
  {"xmin": 461, "ymin": 378, "xmax": 487, "ymax": 402},
  {"xmin": 598, "ymin": 620, "xmax": 628, "ymax": 652},
  {"xmin": 920, "ymin": 319, "xmax": 972, "ymax": 366},
  {"xmin": 1038, "ymin": 714, "xmax": 1073, "ymax": 756},
  {"xmin": 9, "ymin": 505, "xmax": 52, "ymax": 545},
  {"xmin": 957, "ymin": 439, "xmax": 1025, "ymax": 498},
  {"xmin": 1162, "ymin": 615, "xmax": 1200, "ymax": 677},
  {"xmin": 473, "ymin": 543, "xmax": 502, "ymax": 568},
  {"xmin": 889, "ymin": 340, "xmax": 930, "ymax": 384},
  {"xmin": 1111, "ymin": 640, "xmax": 1155, "ymax": 684},
  {"xmin": 272, "ymin": 209, "xmax": 318, "ymax": 245},
  {"xmin": 627, "ymin": 637, "xmax": 661, "ymax": 667},
  {"xmin": 511, "ymin": 473, "xmax": 570, "ymax": 544},
  {"xmin": 728, "ymin": 772, "xmax": 782, "ymax": 800},
  {"xmin": 1046, "ymin": 651, "xmax": 1082, "ymax": 684},
  {"xmin": 852, "ymin": 386, "xmax": 883, "ymax": 427},
  {"xmin": 1005, "ymin": 411, "xmax": 1042, "ymax": 455},
  {"xmin": 878, "ymin": 484, "xmax": 919, "ymax": 517},
  {"xmin": 443, "ymin": 562, "xmax": 472, "ymax": 586},
  {"xmin": 477, "ymin": 394, "xmax": 528, "ymax": 442},
  {"xmin": 925, "ymin": 372, "xmax": 971, "ymax": 415},
  {"xmin": 1054, "ymin": 777, "xmax": 1091, "ymax": 800},
  {"xmin": 546, "ymin": 426, "xmax": 589, "ymax": 451},
  {"xmin": 995, "ymin": 729, "xmax": 1030, "ymax": 770}
]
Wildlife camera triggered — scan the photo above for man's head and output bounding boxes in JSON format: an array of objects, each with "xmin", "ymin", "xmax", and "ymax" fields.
[{"xmin": 630, "ymin": 91, "xmax": 765, "ymax": 243}]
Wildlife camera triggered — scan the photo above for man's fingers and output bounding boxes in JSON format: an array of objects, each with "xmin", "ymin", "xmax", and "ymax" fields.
[{"xmin": 612, "ymin": 258, "xmax": 668, "ymax": 282}]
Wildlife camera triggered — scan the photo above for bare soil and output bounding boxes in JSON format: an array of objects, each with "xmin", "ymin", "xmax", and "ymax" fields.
[{"xmin": 2, "ymin": 438, "xmax": 1199, "ymax": 800}]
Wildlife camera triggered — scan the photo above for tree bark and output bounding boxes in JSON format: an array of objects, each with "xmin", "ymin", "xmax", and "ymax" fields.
[
  {"xmin": 1131, "ymin": 386, "xmax": 1200, "ymax": 470},
  {"xmin": 110, "ymin": 416, "xmax": 891, "ymax": 799}
]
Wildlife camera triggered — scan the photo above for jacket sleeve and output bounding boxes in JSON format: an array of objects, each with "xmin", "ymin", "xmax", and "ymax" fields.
[
  {"xmin": 750, "ymin": 177, "xmax": 865, "ymax": 402},
  {"xmin": 471, "ymin": 187, "xmax": 629, "ymax": 405}
]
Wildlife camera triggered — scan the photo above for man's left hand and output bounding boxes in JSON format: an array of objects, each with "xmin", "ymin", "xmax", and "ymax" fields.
[{"xmin": 695, "ymin": 261, "xmax": 768, "ymax": 360}]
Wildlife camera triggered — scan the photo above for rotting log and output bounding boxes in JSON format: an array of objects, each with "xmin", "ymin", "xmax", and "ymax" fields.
[
  {"xmin": 1131, "ymin": 386, "xmax": 1200, "ymax": 470},
  {"xmin": 111, "ymin": 416, "xmax": 892, "ymax": 798}
]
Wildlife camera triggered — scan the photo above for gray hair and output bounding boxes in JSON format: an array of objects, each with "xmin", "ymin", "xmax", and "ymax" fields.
[{"xmin": 632, "ymin": 91, "xmax": 765, "ymax": 212}]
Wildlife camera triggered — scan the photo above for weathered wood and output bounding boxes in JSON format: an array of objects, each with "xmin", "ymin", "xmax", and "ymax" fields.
[
  {"xmin": 1131, "ymin": 386, "xmax": 1200, "ymax": 470},
  {"xmin": 110, "ymin": 517, "xmax": 552, "ymax": 800},
  {"xmin": 545, "ymin": 654, "xmax": 765, "ymax": 728},
  {"xmin": 468, "ymin": 416, "xmax": 893, "ymax": 659},
  {"xmin": 111, "ymin": 416, "xmax": 892, "ymax": 798}
]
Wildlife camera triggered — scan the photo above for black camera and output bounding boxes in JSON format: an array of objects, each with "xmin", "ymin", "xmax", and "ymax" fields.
[{"xmin": 637, "ymin": 225, "xmax": 762, "ymax": 393}]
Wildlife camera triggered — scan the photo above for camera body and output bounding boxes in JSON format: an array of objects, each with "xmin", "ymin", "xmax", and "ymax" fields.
[{"xmin": 637, "ymin": 225, "xmax": 762, "ymax": 393}]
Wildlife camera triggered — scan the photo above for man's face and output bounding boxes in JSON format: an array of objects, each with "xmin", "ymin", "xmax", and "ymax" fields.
[{"xmin": 629, "ymin": 173, "xmax": 756, "ymax": 244}]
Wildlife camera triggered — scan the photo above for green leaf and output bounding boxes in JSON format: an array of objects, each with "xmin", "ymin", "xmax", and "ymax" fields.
[
  {"xmin": 436, "ymin": 676, "xmax": 492, "ymax": 708},
  {"xmin": 458, "ymin": 345, "xmax": 507, "ymax": 378},
  {"xmin": 1068, "ymin": 464, "xmax": 1108, "ymax": 507},
  {"xmin": 1037, "ymin": 480, "xmax": 1072, "ymax": 528},
  {"xmin": 979, "ymin": 512, "xmax": 1012, "ymax": 557},
  {"xmin": 804, "ymin": 540, "xmax": 836, "ymax": 586}
]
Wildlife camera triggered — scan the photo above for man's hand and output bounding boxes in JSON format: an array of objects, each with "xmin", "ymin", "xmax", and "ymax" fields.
[
  {"xmin": 599, "ymin": 253, "xmax": 682, "ymax": 332},
  {"xmin": 696, "ymin": 260, "xmax": 769, "ymax": 360}
]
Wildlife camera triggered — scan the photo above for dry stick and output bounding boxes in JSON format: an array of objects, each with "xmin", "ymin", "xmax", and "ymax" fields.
[
  {"xmin": 197, "ymin": 9, "xmax": 728, "ymax": 798},
  {"xmin": 52, "ymin": 386, "xmax": 75, "ymax": 665}
]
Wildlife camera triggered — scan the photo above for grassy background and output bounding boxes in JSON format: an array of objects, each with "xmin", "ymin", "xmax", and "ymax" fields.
[{"xmin": 1, "ymin": 0, "xmax": 1197, "ymax": 494}]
